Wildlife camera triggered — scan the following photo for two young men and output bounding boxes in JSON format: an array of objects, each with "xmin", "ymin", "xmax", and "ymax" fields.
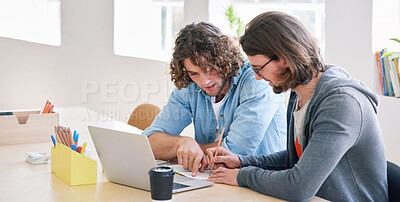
[{"xmin": 142, "ymin": 22, "xmax": 287, "ymax": 177}]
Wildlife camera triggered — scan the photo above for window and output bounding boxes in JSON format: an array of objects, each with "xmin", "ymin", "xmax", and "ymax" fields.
[
  {"xmin": 115, "ymin": 0, "xmax": 325, "ymax": 62},
  {"xmin": 0, "ymin": 0, "xmax": 61, "ymax": 46},
  {"xmin": 209, "ymin": 0, "xmax": 325, "ymax": 57},
  {"xmin": 114, "ymin": 0, "xmax": 184, "ymax": 62}
]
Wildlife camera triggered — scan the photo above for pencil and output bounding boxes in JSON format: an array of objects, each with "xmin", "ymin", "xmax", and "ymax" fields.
[
  {"xmin": 63, "ymin": 127, "xmax": 70, "ymax": 147},
  {"xmin": 54, "ymin": 126, "xmax": 61, "ymax": 143},
  {"xmin": 61, "ymin": 127, "xmax": 70, "ymax": 147},
  {"xmin": 57, "ymin": 126, "xmax": 67, "ymax": 145},
  {"xmin": 209, "ymin": 127, "xmax": 225, "ymax": 176},
  {"xmin": 60, "ymin": 127, "xmax": 67, "ymax": 146},
  {"xmin": 67, "ymin": 127, "xmax": 74, "ymax": 146}
]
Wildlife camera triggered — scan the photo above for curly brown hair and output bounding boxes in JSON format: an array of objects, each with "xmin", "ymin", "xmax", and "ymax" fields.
[{"xmin": 170, "ymin": 22, "xmax": 245, "ymax": 89}]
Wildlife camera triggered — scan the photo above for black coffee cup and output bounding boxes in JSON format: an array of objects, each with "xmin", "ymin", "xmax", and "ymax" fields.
[{"xmin": 148, "ymin": 166, "xmax": 175, "ymax": 201}]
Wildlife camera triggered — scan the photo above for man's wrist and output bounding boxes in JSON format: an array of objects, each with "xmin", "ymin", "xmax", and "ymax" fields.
[{"xmin": 176, "ymin": 136, "xmax": 189, "ymax": 147}]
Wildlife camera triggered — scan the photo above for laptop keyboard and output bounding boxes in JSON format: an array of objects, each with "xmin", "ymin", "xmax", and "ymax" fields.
[{"xmin": 173, "ymin": 182, "xmax": 190, "ymax": 190}]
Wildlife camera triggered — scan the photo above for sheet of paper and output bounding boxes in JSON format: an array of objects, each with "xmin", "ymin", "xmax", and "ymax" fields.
[{"xmin": 169, "ymin": 164, "xmax": 210, "ymax": 180}]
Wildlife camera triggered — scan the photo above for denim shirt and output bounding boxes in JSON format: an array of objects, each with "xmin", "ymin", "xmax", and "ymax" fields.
[{"xmin": 142, "ymin": 61, "xmax": 286, "ymax": 155}]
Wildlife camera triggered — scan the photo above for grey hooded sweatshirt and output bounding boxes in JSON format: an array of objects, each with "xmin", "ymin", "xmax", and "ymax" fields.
[{"xmin": 237, "ymin": 66, "xmax": 388, "ymax": 201}]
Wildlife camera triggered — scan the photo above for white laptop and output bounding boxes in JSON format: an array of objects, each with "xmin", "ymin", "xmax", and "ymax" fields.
[{"xmin": 88, "ymin": 125, "xmax": 214, "ymax": 193}]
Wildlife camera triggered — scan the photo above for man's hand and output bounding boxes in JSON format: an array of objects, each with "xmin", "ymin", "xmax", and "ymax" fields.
[
  {"xmin": 205, "ymin": 147, "xmax": 241, "ymax": 170},
  {"xmin": 177, "ymin": 137, "xmax": 207, "ymax": 176},
  {"xmin": 207, "ymin": 167, "xmax": 240, "ymax": 186}
]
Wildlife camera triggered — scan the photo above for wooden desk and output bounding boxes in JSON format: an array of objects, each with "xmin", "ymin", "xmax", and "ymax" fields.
[{"xmin": 0, "ymin": 107, "xmax": 325, "ymax": 201}]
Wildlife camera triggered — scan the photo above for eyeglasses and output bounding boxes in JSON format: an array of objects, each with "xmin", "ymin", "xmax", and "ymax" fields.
[{"xmin": 253, "ymin": 57, "xmax": 275, "ymax": 77}]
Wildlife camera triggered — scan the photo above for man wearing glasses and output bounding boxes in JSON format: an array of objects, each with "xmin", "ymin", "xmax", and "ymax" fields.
[
  {"xmin": 142, "ymin": 22, "xmax": 286, "ymax": 177},
  {"xmin": 206, "ymin": 11, "xmax": 387, "ymax": 201}
]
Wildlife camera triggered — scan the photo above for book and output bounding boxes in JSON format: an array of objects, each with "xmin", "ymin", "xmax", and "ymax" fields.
[
  {"xmin": 395, "ymin": 57, "xmax": 400, "ymax": 88},
  {"xmin": 380, "ymin": 50, "xmax": 389, "ymax": 95},
  {"xmin": 382, "ymin": 49, "xmax": 394, "ymax": 96},
  {"xmin": 375, "ymin": 51, "xmax": 385, "ymax": 95},
  {"xmin": 387, "ymin": 56, "xmax": 400, "ymax": 97}
]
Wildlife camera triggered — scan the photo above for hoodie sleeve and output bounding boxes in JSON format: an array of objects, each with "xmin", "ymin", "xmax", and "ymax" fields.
[
  {"xmin": 237, "ymin": 93, "xmax": 363, "ymax": 201},
  {"xmin": 239, "ymin": 150, "xmax": 287, "ymax": 170}
]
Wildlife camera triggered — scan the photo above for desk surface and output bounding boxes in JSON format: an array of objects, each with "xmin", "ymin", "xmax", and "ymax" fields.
[{"xmin": 0, "ymin": 107, "xmax": 325, "ymax": 201}]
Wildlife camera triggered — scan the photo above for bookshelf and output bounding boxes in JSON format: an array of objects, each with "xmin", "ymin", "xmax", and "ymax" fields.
[{"xmin": 375, "ymin": 51, "xmax": 400, "ymax": 98}]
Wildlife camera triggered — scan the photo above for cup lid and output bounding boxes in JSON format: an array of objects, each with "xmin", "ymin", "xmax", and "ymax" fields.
[{"xmin": 148, "ymin": 166, "xmax": 175, "ymax": 177}]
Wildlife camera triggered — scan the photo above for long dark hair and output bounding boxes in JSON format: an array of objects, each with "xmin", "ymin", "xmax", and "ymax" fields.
[{"xmin": 240, "ymin": 11, "xmax": 325, "ymax": 91}]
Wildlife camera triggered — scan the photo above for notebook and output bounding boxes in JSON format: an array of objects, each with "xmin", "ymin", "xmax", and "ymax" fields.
[{"xmin": 88, "ymin": 125, "xmax": 214, "ymax": 193}]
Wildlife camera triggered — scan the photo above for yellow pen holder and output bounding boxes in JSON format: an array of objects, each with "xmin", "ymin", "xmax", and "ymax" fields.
[{"xmin": 51, "ymin": 143, "xmax": 97, "ymax": 185}]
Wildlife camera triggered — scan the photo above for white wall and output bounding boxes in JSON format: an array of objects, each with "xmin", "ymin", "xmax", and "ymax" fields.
[
  {"xmin": 184, "ymin": 0, "xmax": 209, "ymax": 24},
  {"xmin": 372, "ymin": 0, "xmax": 400, "ymax": 51},
  {"xmin": 326, "ymin": 0, "xmax": 400, "ymax": 164},
  {"xmin": 326, "ymin": 0, "xmax": 378, "ymax": 92},
  {"xmin": 0, "ymin": 0, "xmax": 174, "ymax": 123}
]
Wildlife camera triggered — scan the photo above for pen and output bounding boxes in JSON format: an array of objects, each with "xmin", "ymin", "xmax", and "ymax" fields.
[
  {"xmin": 71, "ymin": 144, "xmax": 77, "ymax": 151},
  {"xmin": 77, "ymin": 146, "xmax": 82, "ymax": 153},
  {"xmin": 73, "ymin": 131, "xmax": 79, "ymax": 145},
  {"xmin": 51, "ymin": 135, "xmax": 56, "ymax": 146},
  {"xmin": 48, "ymin": 105, "xmax": 54, "ymax": 113},
  {"xmin": 81, "ymin": 142, "xmax": 87, "ymax": 154},
  {"xmin": 209, "ymin": 127, "xmax": 225, "ymax": 176}
]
